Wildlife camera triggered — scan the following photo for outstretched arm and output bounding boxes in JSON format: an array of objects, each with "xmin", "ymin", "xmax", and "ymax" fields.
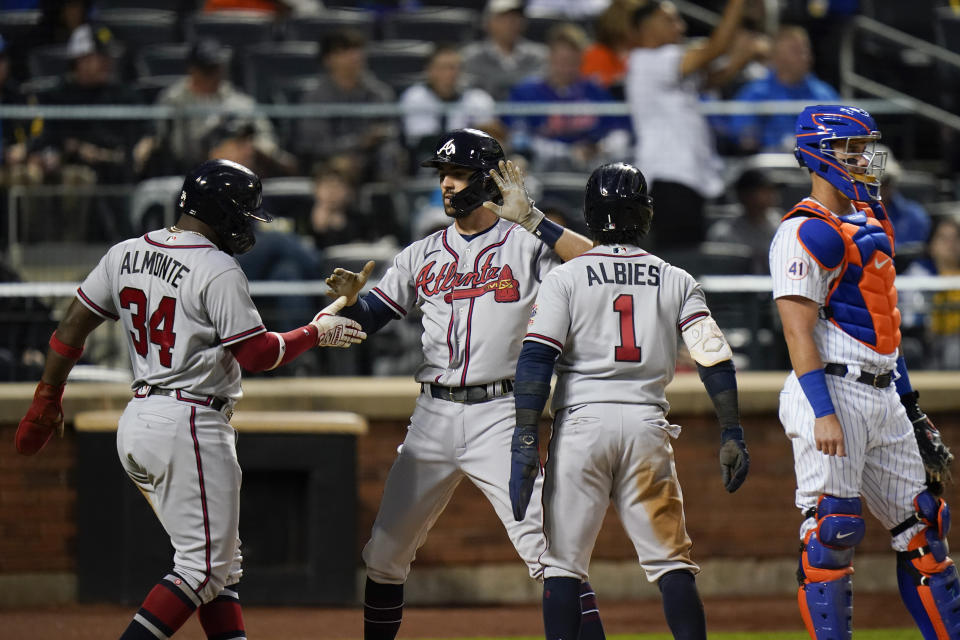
[
  {"xmin": 229, "ymin": 296, "xmax": 366, "ymax": 373},
  {"xmin": 483, "ymin": 160, "xmax": 591, "ymax": 262},
  {"xmin": 16, "ymin": 299, "xmax": 105, "ymax": 455}
]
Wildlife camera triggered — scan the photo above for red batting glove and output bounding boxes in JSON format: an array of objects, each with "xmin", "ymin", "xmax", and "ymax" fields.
[{"xmin": 15, "ymin": 381, "xmax": 65, "ymax": 455}]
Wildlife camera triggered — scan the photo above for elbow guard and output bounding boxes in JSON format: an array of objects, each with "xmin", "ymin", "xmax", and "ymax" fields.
[{"xmin": 682, "ymin": 316, "xmax": 733, "ymax": 367}]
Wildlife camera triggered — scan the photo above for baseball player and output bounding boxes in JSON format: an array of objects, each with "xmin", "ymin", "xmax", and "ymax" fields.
[
  {"xmin": 15, "ymin": 159, "xmax": 365, "ymax": 640},
  {"xmin": 770, "ymin": 105, "xmax": 959, "ymax": 639},
  {"xmin": 510, "ymin": 162, "xmax": 750, "ymax": 640},
  {"xmin": 325, "ymin": 128, "xmax": 608, "ymax": 640}
]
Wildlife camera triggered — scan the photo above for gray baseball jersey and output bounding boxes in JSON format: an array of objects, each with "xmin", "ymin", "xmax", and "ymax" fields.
[
  {"xmin": 77, "ymin": 228, "xmax": 266, "ymax": 400},
  {"xmin": 523, "ymin": 244, "xmax": 706, "ymax": 583},
  {"xmin": 524, "ymin": 245, "xmax": 710, "ymax": 415},
  {"xmin": 362, "ymin": 218, "xmax": 561, "ymax": 584},
  {"xmin": 370, "ymin": 218, "xmax": 560, "ymax": 386}
]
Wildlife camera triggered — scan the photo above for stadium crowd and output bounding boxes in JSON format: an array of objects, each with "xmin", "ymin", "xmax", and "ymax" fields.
[{"xmin": 0, "ymin": 0, "xmax": 958, "ymax": 377}]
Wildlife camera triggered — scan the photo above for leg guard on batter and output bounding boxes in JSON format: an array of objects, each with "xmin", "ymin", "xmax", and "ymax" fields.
[
  {"xmin": 894, "ymin": 491, "xmax": 960, "ymax": 639},
  {"xmin": 797, "ymin": 495, "xmax": 865, "ymax": 640}
]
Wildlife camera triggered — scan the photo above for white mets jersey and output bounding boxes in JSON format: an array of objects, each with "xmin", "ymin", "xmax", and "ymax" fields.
[
  {"xmin": 769, "ymin": 201, "xmax": 898, "ymax": 372},
  {"xmin": 77, "ymin": 229, "xmax": 267, "ymax": 399},
  {"xmin": 524, "ymin": 244, "xmax": 710, "ymax": 414},
  {"xmin": 371, "ymin": 219, "xmax": 560, "ymax": 386}
]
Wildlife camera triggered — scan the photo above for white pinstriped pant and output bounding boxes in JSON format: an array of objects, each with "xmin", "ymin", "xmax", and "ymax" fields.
[{"xmin": 779, "ymin": 371, "xmax": 927, "ymax": 549}]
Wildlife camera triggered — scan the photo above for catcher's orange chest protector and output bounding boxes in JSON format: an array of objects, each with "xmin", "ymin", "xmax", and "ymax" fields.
[{"xmin": 788, "ymin": 200, "xmax": 901, "ymax": 354}]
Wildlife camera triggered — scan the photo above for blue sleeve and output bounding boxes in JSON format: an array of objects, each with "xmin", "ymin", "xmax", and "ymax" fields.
[
  {"xmin": 514, "ymin": 340, "xmax": 560, "ymax": 413},
  {"xmin": 798, "ymin": 218, "xmax": 845, "ymax": 269},
  {"xmin": 339, "ymin": 292, "xmax": 397, "ymax": 335}
]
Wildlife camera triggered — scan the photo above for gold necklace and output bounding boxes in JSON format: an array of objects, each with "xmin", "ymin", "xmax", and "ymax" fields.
[{"xmin": 169, "ymin": 225, "xmax": 209, "ymax": 241}]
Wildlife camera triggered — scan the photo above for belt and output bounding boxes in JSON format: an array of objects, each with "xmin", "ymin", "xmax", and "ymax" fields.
[
  {"xmin": 145, "ymin": 387, "xmax": 230, "ymax": 412},
  {"xmin": 824, "ymin": 363, "xmax": 893, "ymax": 388},
  {"xmin": 424, "ymin": 380, "xmax": 514, "ymax": 404}
]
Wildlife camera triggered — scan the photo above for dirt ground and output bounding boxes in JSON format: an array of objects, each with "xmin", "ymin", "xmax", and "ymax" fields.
[{"xmin": 0, "ymin": 593, "xmax": 916, "ymax": 639}]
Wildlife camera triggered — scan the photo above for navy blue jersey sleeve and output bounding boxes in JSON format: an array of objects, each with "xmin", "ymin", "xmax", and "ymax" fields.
[{"xmin": 340, "ymin": 292, "xmax": 397, "ymax": 335}]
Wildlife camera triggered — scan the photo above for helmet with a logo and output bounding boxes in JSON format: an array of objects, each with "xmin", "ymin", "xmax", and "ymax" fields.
[
  {"xmin": 794, "ymin": 104, "xmax": 886, "ymax": 202},
  {"xmin": 178, "ymin": 159, "xmax": 272, "ymax": 255},
  {"xmin": 420, "ymin": 128, "xmax": 505, "ymax": 217},
  {"xmin": 584, "ymin": 162, "xmax": 654, "ymax": 236}
]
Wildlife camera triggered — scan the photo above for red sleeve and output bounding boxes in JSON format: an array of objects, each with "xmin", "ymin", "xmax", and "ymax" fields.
[{"xmin": 228, "ymin": 325, "xmax": 318, "ymax": 372}]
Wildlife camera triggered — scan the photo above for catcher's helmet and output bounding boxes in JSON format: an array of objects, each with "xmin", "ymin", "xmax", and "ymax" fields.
[
  {"xmin": 584, "ymin": 162, "xmax": 654, "ymax": 235},
  {"xmin": 178, "ymin": 159, "xmax": 272, "ymax": 255},
  {"xmin": 420, "ymin": 128, "xmax": 505, "ymax": 217},
  {"xmin": 794, "ymin": 104, "xmax": 886, "ymax": 202}
]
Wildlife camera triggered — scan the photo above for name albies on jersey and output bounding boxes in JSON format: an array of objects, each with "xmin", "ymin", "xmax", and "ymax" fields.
[{"xmin": 525, "ymin": 245, "xmax": 710, "ymax": 414}]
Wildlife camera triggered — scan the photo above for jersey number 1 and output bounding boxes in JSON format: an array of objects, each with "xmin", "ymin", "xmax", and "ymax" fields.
[
  {"xmin": 613, "ymin": 294, "xmax": 642, "ymax": 362},
  {"xmin": 120, "ymin": 287, "xmax": 177, "ymax": 367}
]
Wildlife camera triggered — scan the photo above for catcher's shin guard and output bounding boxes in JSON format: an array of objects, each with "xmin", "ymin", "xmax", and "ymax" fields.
[
  {"xmin": 797, "ymin": 496, "xmax": 865, "ymax": 640},
  {"xmin": 895, "ymin": 491, "xmax": 960, "ymax": 639}
]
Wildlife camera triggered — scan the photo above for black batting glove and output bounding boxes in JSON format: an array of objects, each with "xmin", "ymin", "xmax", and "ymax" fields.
[
  {"xmin": 719, "ymin": 426, "xmax": 750, "ymax": 493},
  {"xmin": 509, "ymin": 423, "xmax": 540, "ymax": 521}
]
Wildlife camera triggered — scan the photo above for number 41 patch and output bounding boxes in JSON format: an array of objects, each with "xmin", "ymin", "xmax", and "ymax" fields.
[{"xmin": 786, "ymin": 257, "xmax": 809, "ymax": 280}]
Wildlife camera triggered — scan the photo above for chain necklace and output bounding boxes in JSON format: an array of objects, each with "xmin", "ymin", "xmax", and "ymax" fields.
[{"xmin": 169, "ymin": 225, "xmax": 209, "ymax": 241}]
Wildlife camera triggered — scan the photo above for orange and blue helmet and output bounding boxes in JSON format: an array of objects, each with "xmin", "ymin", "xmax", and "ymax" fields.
[{"xmin": 794, "ymin": 105, "xmax": 886, "ymax": 202}]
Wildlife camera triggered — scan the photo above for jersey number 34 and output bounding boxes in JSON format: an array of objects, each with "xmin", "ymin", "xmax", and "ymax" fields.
[{"xmin": 120, "ymin": 287, "xmax": 177, "ymax": 367}]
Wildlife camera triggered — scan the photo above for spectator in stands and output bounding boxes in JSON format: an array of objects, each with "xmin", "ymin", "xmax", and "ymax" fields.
[
  {"xmin": 581, "ymin": 0, "xmax": 641, "ymax": 93},
  {"xmin": 32, "ymin": 0, "xmax": 91, "ymax": 48},
  {"xmin": 0, "ymin": 35, "xmax": 38, "ymax": 189},
  {"xmin": 879, "ymin": 145, "xmax": 933, "ymax": 258},
  {"xmin": 294, "ymin": 29, "xmax": 399, "ymax": 182},
  {"xmin": 901, "ymin": 217, "xmax": 960, "ymax": 369},
  {"xmin": 706, "ymin": 168, "xmax": 781, "ymax": 273},
  {"xmin": 28, "ymin": 24, "xmax": 141, "ymax": 186},
  {"xmin": 309, "ymin": 166, "xmax": 369, "ymax": 249},
  {"xmin": 136, "ymin": 38, "xmax": 292, "ymax": 177},
  {"xmin": 460, "ymin": 0, "xmax": 548, "ymax": 101},
  {"xmin": 625, "ymin": 0, "xmax": 768, "ymax": 250},
  {"xmin": 506, "ymin": 22, "xmax": 630, "ymax": 171},
  {"xmin": 725, "ymin": 25, "xmax": 838, "ymax": 153},
  {"xmin": 0, "ymin": 254, "xmax": 57, "ymax": 382},
  {"xmin": 400, "ymin": 44, "xmax": 501, "ymax": 163}
]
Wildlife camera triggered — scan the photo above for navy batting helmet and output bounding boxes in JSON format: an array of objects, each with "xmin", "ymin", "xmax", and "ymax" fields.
[
  {"xmin": 178, "ymin": 159, "xmax": 272, "ymax": 255},
  {"xmin": 584, "ymin": 163, "xmax": 654, "ymax": 235},
  {"xmin": 420, "ymin": 128, "xmax": 505, "ymax": 217}
]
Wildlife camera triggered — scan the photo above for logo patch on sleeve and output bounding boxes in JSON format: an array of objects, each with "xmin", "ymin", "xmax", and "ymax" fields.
[{"xmin": 786, "ymin": 257, "xmax": 809, "ymax": 280}]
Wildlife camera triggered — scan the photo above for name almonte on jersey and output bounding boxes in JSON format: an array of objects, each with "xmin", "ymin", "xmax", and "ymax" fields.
[
  {"xmin": 585, "ymin": 259, "xmax": 660, "ymax": 287},
  {"xmin": 119, "ymin": 248, "xmax": 192, "ymax": 289}
]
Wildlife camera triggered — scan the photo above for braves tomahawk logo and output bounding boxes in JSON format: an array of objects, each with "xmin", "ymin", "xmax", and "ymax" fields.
[
  {"xmin": 415, "ymin": 254, "xmax": 520, "ymax": 303},
  {"xmin": 438, "ymin": 139, "xmax": 456, "ymax": 157}
]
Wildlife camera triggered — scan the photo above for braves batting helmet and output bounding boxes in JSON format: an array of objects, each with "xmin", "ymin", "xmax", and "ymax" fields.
[
  {"xmin": 420, "ymin": 128, "xmax": 505, "ymax": 217},
  {"xmin": 178, "ymin": 159, "xmax": 272, "ymax": 255},
  {"xmin": 794, "ymin": 104, "xmax": 886, "ymax": 202},
  {"xmin": 584, "ymin": 163, "xmax": 654, "ymax": 235}
]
